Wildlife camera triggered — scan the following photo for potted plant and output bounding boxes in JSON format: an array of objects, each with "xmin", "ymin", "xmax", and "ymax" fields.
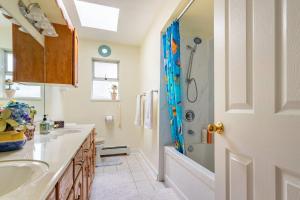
[
  {"xmin": 0, "ymin": 101, "xmax": 36, "ymax": 151},
  {"xmin": 4, "ymin": 79, "xmax": 16, "ymax": 99},
  {"xmin": 111, "ymin": 84, "xmax": 118, "ymax": 100}
]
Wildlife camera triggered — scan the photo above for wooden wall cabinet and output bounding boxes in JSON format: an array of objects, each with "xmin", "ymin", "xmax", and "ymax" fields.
[
  {"xmin": 12, "ymin": 23, "xmax": 78, "ymax": 86},
  {"xmin": 46, "ymin": 130, "xmax": 96, "ymax": 200},
  {"xmin": 12, "ymin": 24, "xmax": 44, "ymax": 83},
  {"xmin": 45, "ymin": 23, "xmax": 78, "ymax": 86}
]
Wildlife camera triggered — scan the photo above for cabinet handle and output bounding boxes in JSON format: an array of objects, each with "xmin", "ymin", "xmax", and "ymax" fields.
[
  {"xmin": 75, "ymin": 160, "xmax": 84, "ymax": 166},
  {"xmin": 75, "ymin": 194, "xmax": 81, "ymax": 200},
  {"xmin": 83, "ymin": 149, "xmax": 89, "ymax": 153},
  {"xmin": 75, "ymin": 182, "xmax": 82, "ymax": 200}
]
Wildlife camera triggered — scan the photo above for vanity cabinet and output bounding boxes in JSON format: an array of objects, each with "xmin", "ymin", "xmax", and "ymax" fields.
[
  {"xmin": 46, "ymin": 129, "xmax": 96, "ymax": 200},
  {"xmin": 57, "ymin": 161, "xmax": 74, "ymax": 200},
  {"xmin": 12, "ymin": 23, "xmax": 78, "ymax": 86}
]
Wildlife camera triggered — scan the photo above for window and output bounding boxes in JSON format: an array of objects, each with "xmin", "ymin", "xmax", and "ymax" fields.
[
  {"xmin": 92, "ymin": 59, "xmax": 119, "ymax": 100},
  {"xmin": 74, "ymin": 0, "xmax": 119, "ymax": 32},
  {"xmin": 2, "ymin": 51, "xmax": 41, "ymax": 99}
]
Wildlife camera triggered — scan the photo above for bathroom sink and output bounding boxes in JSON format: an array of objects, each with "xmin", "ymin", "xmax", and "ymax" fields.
[{"xmin": 0, "ymin": 160, "xmax": 49, "ymax": 197}]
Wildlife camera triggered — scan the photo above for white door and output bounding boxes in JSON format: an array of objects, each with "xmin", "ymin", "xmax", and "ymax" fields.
[{"xmin": 214, "ymin": 0, "xmax": 300, "ymax": 199}]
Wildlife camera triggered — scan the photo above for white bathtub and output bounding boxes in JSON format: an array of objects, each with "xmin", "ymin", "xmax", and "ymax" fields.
[{"xmin": 164, "ymin": 146, "xmax": 215, "ymax": 200}]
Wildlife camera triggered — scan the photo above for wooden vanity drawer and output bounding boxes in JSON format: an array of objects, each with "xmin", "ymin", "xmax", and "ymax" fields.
[
  {"xmin": 74, "ymin": 147, "xmax": 83, "ymax": 179},
  {"xmin": 58, "ymin": 161, "xmax": 74, "ymax": 200}
]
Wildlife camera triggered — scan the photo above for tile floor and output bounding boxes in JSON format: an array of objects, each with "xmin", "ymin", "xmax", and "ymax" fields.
[{"xmin": 91, "ymin": 152, "xmax": 180, "ymax": 200}]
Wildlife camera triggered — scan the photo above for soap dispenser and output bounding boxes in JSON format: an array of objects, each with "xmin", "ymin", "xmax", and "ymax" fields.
[{"xmin": 40, "ymin": 114, "xmax": 50, "ymax": 134}]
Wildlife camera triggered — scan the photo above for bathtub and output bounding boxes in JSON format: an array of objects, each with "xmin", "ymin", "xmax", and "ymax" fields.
[{"xmin": 164, "ymin": 146, "xmax": 215, "ymax": 200}]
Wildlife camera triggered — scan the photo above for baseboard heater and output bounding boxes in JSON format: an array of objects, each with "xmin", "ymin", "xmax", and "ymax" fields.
[{"xmin": 99, "ymin": 145, "xmax": 130, "ymax": 157}]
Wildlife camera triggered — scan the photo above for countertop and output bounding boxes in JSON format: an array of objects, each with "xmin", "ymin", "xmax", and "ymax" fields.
[{"xmin": 0, "ymin": 124, "xmax": 95, "ymax": 200}]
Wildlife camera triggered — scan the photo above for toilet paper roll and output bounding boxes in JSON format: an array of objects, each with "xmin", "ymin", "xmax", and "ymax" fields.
[{"xmin": 105, "ymin": 115, "xmax": 114, "ymax": 124}]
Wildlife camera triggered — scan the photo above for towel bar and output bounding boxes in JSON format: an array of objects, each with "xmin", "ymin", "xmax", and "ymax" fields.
[{"xmin": 140, "ymin": 90, "xmax": 159, "ymax": 96}]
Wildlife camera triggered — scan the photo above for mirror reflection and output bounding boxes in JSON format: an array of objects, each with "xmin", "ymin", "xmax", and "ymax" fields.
[{"xmin": 0, "ymin": 13, "xmax": 62, "ymax": 122}]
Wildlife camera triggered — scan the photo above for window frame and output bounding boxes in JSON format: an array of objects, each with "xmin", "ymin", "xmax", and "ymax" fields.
[
  {"xmin": 4, "ymin": 50, "xmax": 13, "ymax": 73},
  {"xmin": 91, "ymin": 58, "xmax": 120, "ymax": 101},
  {"xmin": 1, "ymin": 50, "xmax": 42, "ymax": 100}
]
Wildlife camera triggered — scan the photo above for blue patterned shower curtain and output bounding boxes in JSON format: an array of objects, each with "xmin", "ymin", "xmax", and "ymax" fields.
[{"xmin": 162, "ymin": 21, "xmax": 185, "ymax": 153}]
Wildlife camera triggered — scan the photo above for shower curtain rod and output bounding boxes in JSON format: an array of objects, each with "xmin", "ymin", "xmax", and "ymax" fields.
[{"xmin": 176, "ymin": 0, "xmax": 195, "ymax": 21}]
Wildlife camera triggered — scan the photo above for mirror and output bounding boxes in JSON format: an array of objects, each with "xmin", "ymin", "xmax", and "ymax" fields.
[
  {"xmin": 0, "ymin": 12, "xmax": 45, "ymax": 120},
  {"xmin": 0, "ymin": 2, "xmax": 65, "ymax": 122},
  {"xmin": 0, "ymin": 0, "xmax": 44, "ymax": 46}
]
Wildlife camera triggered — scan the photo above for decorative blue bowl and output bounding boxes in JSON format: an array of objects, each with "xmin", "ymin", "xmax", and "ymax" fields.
[
  {"xmin": 0, "ymin": 139, "xmax": 26, "ymax": 152},
  {"xmin": 0, "ymin": 131, "xmax": 27, "ymax": 152}
]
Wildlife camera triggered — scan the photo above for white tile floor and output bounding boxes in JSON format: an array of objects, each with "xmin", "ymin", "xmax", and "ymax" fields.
[{"xmin": 91, "ymin": 152, "xmax": 180, "ymax": 200}]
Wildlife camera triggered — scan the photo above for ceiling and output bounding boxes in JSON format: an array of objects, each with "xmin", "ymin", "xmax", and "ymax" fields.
[
  {"xmin": 180, "ymin": 0, "xmax": 213, "ymax": 39},
  {"xmin": 61, "ymin": 0, "xmax": 168, "ymax": 46},
  {"xmin": 1, "ymin": 0, "xmax": 213, "ymax": 45},
  {"xmin": 0, "ymin": 0, "xmax": 65, "ymax": 27}
]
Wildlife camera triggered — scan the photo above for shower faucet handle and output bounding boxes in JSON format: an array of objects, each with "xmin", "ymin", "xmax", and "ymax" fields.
[{"xmin": 207, "ymin": 122, "xmax": 224, "ymax": 135}]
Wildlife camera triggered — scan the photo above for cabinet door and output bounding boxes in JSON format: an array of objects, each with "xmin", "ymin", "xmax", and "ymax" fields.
[
  {"xmin": 74, "ymin": 147, "xmax": 83, "ymax": 179},
  {"xmin": 12, "ymin": 24, "xmax": 44, "ymax": 83},
  {"xmin": 45, "ymin": 23, "xmax": 75, "ymax": 85},
  {"xmin": 66, "ymin": 188, "xmax": 74, "ymax": 200},
  {"xmin": 82, "ymin": 161, "xmax": 88, "ymax": 200},
  {"xmin": 57, "ymin": 161, "xmax": 74, "ymax": 200},
  {"xmin": 88, "ymin": 148, "xmax": 93, "ymax": 192},
  {"xmin": 72, "ymin": 30, "xmax": 78, "ymax": 86},
  {"xmin": 74, "ymin": 169, "xmax": 83, "ymax": 200}
]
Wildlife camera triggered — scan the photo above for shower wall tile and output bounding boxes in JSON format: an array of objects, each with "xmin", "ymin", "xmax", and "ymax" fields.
[{"xmin": 180, "ymin": 32, "xmax": 215, "ymax": 172}]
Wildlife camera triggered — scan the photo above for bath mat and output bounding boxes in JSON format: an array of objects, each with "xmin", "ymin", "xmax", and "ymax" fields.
[{"xmin": 96, "ymin": 156, "xmax": 123, "ymax": 167}]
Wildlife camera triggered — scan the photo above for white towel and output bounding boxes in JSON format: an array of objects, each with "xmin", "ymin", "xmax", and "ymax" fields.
[
  {"xmin": 144, "ymin": 91, "xmax": 153, "ymax": 129},
  {"xmin": 134, "ymin": 95, "xmax": 142, "ymax": 126}
]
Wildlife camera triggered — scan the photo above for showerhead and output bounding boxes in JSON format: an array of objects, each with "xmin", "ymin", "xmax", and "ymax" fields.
[
  {"xmin": 186, "ymin": 37, "xmax": 202, "ymax": 52},
  {"xmin": 194, "ymin": 37, "xmax": 202, "ymax": 45}
]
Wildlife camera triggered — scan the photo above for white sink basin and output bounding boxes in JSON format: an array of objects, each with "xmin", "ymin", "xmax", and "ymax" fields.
[{"xmin": 0, "ymin": 160, "xmax": 49, "ymax": 197}]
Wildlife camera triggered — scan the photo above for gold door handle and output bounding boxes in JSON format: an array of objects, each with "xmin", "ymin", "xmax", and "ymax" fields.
[{"xmin": 207, "ymin": 122, "xmax": 224, "ymax": 134}]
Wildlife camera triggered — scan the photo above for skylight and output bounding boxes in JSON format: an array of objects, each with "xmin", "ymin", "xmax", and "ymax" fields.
[{"xmin": 74, "ymin": 0, "xmax": 119, "ymax": 32}]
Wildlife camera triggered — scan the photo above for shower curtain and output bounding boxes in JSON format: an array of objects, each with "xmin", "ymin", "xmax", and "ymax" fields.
[{"xmin": 162, "ymin": 21, "xmax": 185, "ymax": 153}]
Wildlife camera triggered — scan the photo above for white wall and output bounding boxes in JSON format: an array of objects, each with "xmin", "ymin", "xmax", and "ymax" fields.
[
  {"xmin": 45, "ymin": 86, "xmax": 65, "ymax": 121},
  {"xmin": 0, "ymin": 25, "xmax": 12, "ymax": 49},
  {"xmin": 138, "ymin": 0, "xmax": 182, "ymax": 174},
  {"xmin": 62, "ymin": 39, "xmax": 141, "ymax": 148}
]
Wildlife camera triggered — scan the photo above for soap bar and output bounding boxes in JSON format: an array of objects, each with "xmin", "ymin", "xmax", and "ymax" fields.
[{"xmin": 201, "ymin": 129, "xmax": 207, "ymax": 144}]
